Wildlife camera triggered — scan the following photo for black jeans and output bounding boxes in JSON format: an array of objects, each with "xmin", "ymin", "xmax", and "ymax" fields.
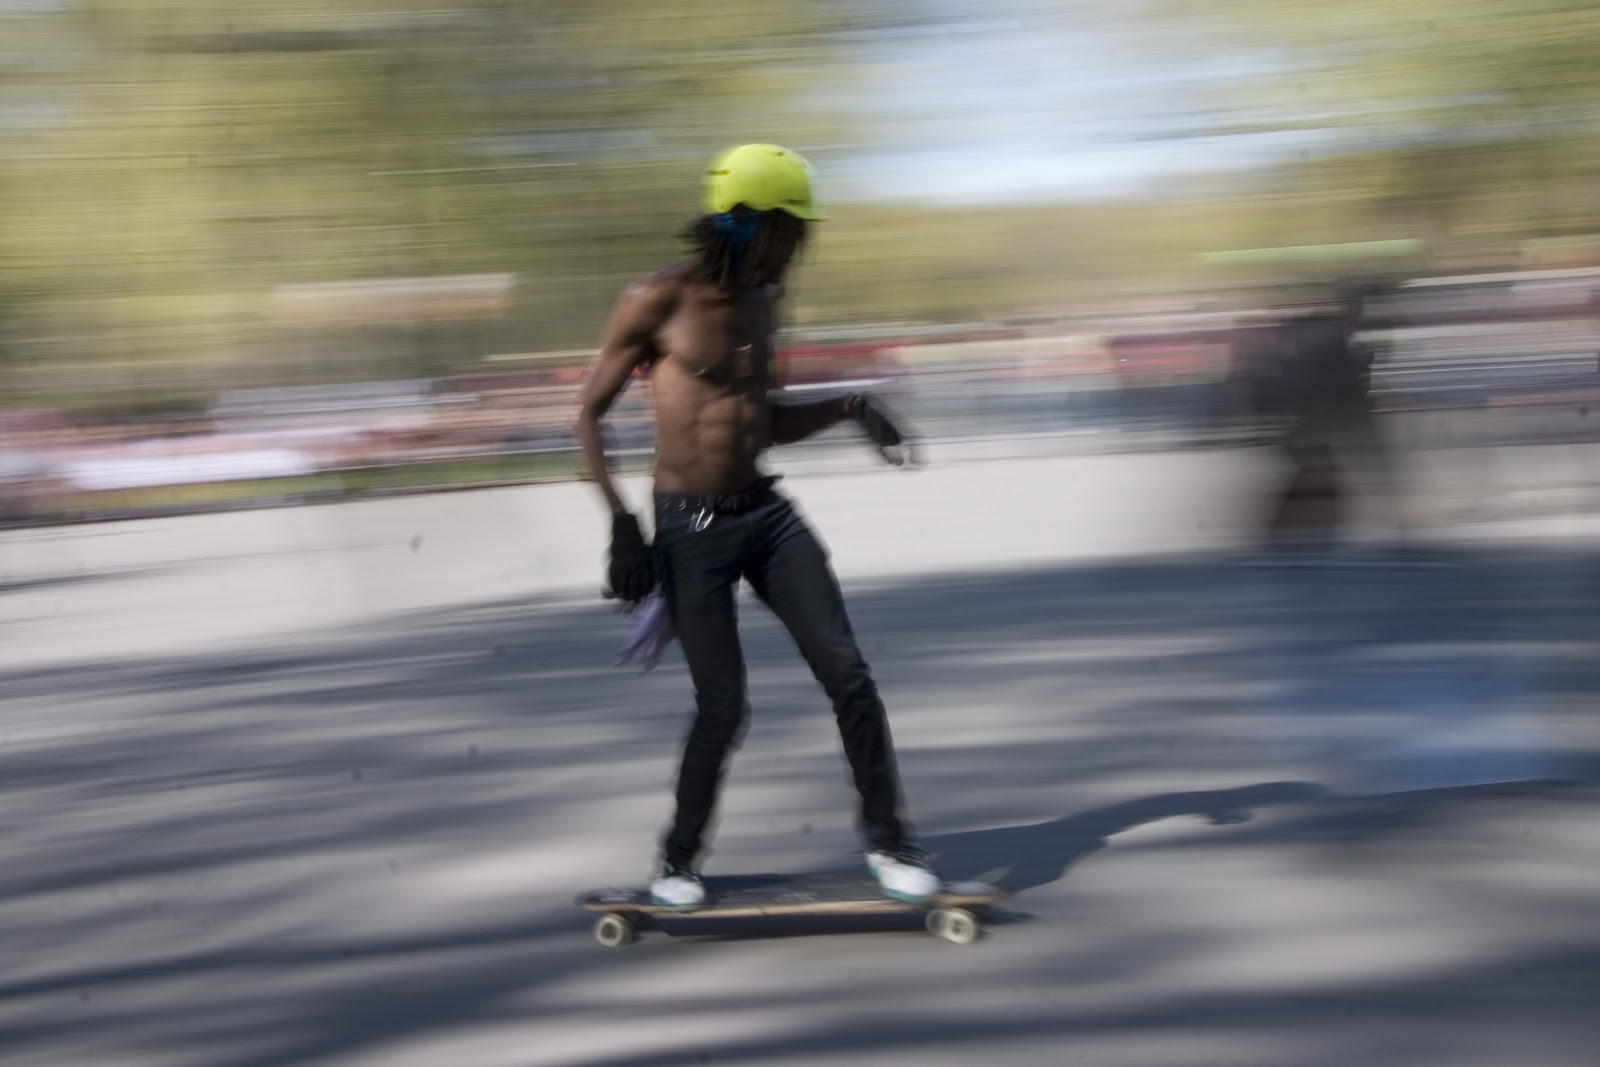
[{"xmin": 654, "ymin": 481, "xmax": 910, "ymax": 867}]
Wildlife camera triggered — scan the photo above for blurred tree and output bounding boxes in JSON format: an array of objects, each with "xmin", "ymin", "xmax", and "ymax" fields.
[
  {"xmin": 1154, "ymin": 0, "xmax": 1600, "ymax": 240},
  {"xmin": 0, "ymin": 0, "xmax": 876, "ymax": 407}
]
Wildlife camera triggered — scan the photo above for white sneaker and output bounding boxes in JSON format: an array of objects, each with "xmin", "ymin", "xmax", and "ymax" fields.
[
  {"xmin": 866, "ymin": 845, "xmax": 940, "ymax": 902},
  {"xmin": 649, "ymin": 862, "xmax": 705, "ymax": 908}
]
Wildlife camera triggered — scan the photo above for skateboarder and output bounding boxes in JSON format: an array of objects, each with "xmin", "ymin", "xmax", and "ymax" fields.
[{"xmin": 572, "ymin": 144, "xmax": 939, "ymax": 908}]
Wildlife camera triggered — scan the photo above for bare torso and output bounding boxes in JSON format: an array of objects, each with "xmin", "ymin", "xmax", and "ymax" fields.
[{"xmin": 646, "ymin": 263, "xmax": 777, "ymax": 495}]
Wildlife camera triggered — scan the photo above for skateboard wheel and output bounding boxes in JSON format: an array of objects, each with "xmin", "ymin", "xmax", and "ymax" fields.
[
  {"xmin": 593, "ymin": 913, "xmax": 637, "ymax": 949},
  {"xmin": 926, "ymin": 907, "xmax": 979, "ymax": 945}
]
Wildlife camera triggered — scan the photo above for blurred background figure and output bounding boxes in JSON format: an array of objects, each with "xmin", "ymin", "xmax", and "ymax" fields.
[{"xmin": 1230, "ymin": 283, "xmax": 1407, "ymax": 549}]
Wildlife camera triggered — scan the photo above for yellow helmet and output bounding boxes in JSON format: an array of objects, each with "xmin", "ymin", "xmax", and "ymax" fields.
[{"xmin": 703, "ymin": 143, "xmax": 825, "ymax": 221}]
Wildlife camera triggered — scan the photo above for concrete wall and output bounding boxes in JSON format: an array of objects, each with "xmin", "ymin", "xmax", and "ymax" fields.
[{"xmin": 1, "ymin": 447, "xmax": 1277, "ymax": 668}]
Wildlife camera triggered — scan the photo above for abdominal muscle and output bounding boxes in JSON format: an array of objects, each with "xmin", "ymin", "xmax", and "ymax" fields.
[{"xmin": 649, "ymin": 359, "xmax": 771, "ymax": 496}]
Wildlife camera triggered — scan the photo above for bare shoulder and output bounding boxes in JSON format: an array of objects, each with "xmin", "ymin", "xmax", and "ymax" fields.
[
  {"xmin": 598, "ymin": 265, "xmax": 697, "ymax": 370},
  {"xmin": 620, "ymin": 260, "xmax": 698, "ymax": 316}
]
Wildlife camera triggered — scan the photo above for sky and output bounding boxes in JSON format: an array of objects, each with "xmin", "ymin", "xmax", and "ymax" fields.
[
  {"xmin": 830, "ymin": 2, "xmax": 1332, "ymax": 204},
  {"xmin": 0, "ymin": 0, "xmax": 1335, "ymax": 205}
]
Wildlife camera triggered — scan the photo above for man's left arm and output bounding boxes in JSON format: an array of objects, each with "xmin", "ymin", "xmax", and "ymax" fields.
[
  {"xmin": 771, "ymin": 393, "xmax": 922, "ymax": 466},
  {"xmin": 769, "ymin": 396, "xmax": 851, "ymax": 444}
]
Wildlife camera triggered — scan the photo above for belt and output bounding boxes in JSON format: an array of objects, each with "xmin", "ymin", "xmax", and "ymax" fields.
[{"xmin": 656, "ymin": 475, "xmax": 782, "ymax": 518}]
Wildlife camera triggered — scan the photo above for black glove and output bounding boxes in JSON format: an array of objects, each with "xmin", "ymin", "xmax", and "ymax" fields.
[
  {"xmin": 846, "ymin": 393, "xmax": 923, "ymax": 467},
  {"xmin": 605, "ymin": 512, "xmax": 655, "ymax": 605}
]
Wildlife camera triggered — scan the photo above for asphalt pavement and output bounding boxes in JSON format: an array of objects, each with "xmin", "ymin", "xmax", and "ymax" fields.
[{"xmin": 1, "ymin": 453, "xmax": 1597, "ymax": 1067}]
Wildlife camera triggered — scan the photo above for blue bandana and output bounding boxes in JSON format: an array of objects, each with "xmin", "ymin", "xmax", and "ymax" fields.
[{"xmin": 711, "ymin": 210, "xmax": 766, "ymax": 252}]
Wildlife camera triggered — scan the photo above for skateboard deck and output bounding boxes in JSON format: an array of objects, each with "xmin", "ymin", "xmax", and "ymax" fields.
[{"xmin": 577, "ymin": 872, "xmax": 1004, "ymax": 947}]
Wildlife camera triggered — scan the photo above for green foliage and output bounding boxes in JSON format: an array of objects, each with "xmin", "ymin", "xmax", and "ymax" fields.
[
  {"xmin": 0, "ymin": 0, "xmax": 863, "ymax": 405},
  {"xmin": 6, "ymin": 0, "xmax": 1600, "ymax": 413},
  {"xmin": 1154, "ymin": 0, "xmax": 1600, "ymax": 236}
]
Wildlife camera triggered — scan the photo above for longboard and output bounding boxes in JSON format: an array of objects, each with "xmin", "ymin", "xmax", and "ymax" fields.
[{"xmin": 576, "ymin": 872, "xmax": 1005, "ymax": 947}]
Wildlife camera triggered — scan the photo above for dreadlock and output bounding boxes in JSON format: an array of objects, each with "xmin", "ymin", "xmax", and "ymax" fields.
[{"xmin": 682, "ymin": 209, "xmax": 808, "ymax": 291}]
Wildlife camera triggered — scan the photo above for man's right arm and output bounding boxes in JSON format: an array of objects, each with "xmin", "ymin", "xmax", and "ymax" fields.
[
  {"xmin": 572, "ymin": 277, "xmax": 675, "ymax": 604},
  {"xmin": 572, "ymin": 277, "xmax": 671, "ymax": 514}
]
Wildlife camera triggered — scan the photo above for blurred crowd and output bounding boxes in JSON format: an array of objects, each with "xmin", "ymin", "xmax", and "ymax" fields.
[{"xmin": 3, "ymin": 267, "xmax": 1598, "ymax": 527}]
